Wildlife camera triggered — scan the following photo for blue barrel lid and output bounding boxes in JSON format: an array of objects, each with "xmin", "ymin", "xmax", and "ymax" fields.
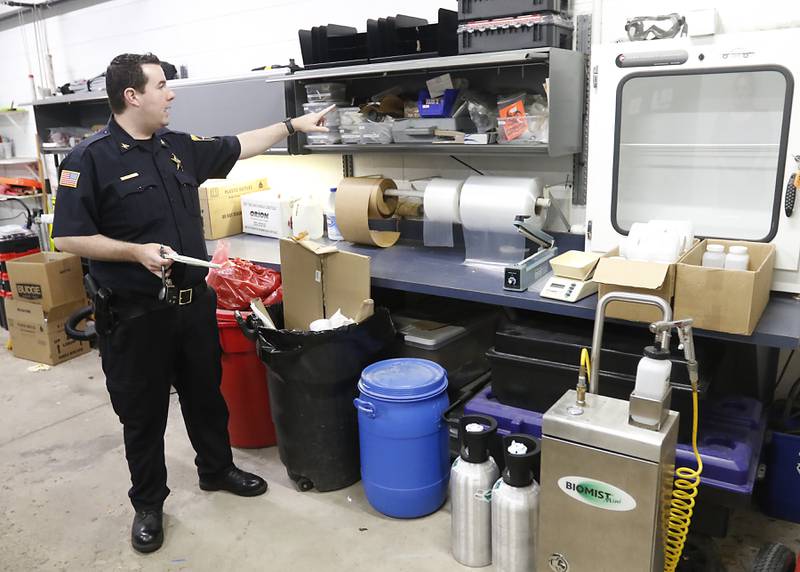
[{"xmin": 358, "ymin": 358, "xmax": 448, "ymax": 401}]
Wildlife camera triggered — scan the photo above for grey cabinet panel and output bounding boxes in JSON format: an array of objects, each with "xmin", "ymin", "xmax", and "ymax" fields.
[{"xmin": 169, "ymin": 78, "xmax": 291, "ymax": 149}]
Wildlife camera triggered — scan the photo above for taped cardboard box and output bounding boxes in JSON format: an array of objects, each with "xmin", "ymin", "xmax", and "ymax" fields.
[
  {"xmin": 674, "ymin": 239, "xmax": 775, "ymax": 335},
  {"xmin": 242, "ymin": 191, "xmax": 298, "ymax": 239},
  {"xmin": 279, "ymin": 238, "xmax": 370, "ymax": 331},
  {"xmin": 6, "ymin": 252, "xmax": 85, "ymax": 311},
  {"xmin": 593, "ymin": 247, "xmax": 686, "ymax": 324},
  {"xmin": 199, "ymin": 177, "xmax": 269, "ymax": 239},
  {"xmin": 6, "ymin": 298, "xmax": 91, "ymax": 365}
]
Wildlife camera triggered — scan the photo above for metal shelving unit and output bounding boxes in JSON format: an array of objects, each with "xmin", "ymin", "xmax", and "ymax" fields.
[{"xmin": 303, "ymin": 143, "xmax": 550, "ymax": 155}]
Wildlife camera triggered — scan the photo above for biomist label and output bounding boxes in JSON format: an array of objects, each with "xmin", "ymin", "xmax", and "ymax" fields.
[{"xmin": 557, "ymin": 476, "xmax": 637, "ymax": 512}]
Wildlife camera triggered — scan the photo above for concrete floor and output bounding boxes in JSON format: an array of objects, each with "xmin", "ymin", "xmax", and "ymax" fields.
[{"xmin": 1, "ymin": 328, "xmax": 799, "ymax": 572}]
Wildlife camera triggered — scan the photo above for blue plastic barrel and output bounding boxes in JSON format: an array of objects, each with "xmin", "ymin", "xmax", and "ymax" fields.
[
  {"xmin": 354, "ymin": 358, "xmax": 450, "ymax": 518},
  {"xmin": 763, "ymin": 429, "xmax": 800, "ymax": 523}
]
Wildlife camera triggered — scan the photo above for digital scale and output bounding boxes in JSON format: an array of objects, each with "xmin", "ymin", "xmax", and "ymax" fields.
[{"xmin": 540, "ymin": 275, "xmax": 598, "ymax": 302}]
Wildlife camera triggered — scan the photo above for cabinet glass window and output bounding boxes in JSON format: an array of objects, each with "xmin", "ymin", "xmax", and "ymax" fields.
[{"xmin": 612, "ymin": 68, "xmax": 791, "ymax": 241}]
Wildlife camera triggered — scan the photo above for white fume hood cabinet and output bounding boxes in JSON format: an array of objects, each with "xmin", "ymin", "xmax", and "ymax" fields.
[{"xmin": 586, "ymin": 28, "xmax": 800, "ymax": 292}]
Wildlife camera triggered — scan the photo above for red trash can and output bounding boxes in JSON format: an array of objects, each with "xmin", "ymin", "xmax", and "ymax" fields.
[{"xmin": 217, "ymin": 309, "xmax": 276, "ymax": 448}]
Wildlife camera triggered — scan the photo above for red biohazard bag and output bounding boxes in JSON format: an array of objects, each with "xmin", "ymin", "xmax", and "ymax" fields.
[{"xmin": 206, "ymin": 240, "xmax": 282, "ymax": 310}]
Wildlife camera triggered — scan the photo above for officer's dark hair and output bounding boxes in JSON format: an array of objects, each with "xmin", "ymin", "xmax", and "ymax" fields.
[{"xmin": 106, "ymin": 53, "xmax": 162, "ymax": 114}]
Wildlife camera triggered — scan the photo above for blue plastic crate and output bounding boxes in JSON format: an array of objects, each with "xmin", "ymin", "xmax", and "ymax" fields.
[
  {"xmin": 464, "ymin": 385, "xmax": 765, "ymax": 496},
  {"xmin": 418, "ymin": 88, "xmax": 458, "ymax": 118}
]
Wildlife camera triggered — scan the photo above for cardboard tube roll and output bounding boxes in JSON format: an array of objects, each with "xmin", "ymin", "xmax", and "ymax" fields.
[{"xmin": 335, "ymin": 178, "xmax": 401, "ymax": 247}]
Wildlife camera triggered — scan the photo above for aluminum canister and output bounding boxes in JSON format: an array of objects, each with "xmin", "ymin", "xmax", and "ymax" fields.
[
  {"xmin": 451, "ymin": 414, "xmax": 500, "ymax": 567},
  {"xmin": 491, "ymin": 433, "xmax": 541, "ymax": 572}
]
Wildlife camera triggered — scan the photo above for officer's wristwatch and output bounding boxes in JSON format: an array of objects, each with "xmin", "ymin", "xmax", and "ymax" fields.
[{"xmin": 283, "ymin": 118, "xmax": 296, "ymax": 136}]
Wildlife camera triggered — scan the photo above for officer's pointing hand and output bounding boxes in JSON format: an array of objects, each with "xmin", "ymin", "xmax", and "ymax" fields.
[
  {"xmin": 291, "ymin": 104, "xmax": 336, "ymax": 134},
  {"xmin": 136, "ymin": 243, "xmax": 176, "ymax": 276}
]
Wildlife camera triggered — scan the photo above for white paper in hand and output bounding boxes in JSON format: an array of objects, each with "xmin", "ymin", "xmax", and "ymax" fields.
[{"xmin": 165, "ymin": 252, "xmax": 222, "ymax": 269}]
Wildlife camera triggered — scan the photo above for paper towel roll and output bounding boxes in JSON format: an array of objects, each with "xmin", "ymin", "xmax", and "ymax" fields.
[
  {"xmin": 459, "ymin": 176, "xmax": 544, "ymax": 233},
  {"xmin": 424, "ymin": 179, "xmax": 463, "ymax": 223},
  {"xmin": 335, "ymin": 178, "xmax": 400, "ymax": 247}
]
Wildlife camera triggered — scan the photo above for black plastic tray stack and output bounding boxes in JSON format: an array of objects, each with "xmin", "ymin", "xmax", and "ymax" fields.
[
  {"xmin": 456, "ymin": 0, "xmax": 574, "ymax": 54},
  {"xmin": 299, "ymin": 9, "xmax": 458, "ymax": 69}
]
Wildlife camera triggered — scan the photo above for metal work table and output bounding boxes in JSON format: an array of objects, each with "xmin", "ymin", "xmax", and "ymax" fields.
[{"xmin": 207, "ymin": 233, "xmax": 800, "ymax": 350}]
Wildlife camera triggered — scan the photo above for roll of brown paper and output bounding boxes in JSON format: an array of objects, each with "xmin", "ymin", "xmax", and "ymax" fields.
[{"xmin": 335, "ymin": 178, "xmax": 401, "ymax": 247}]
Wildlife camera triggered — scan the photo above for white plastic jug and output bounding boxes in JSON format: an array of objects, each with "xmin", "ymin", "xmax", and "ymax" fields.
[
  {"xmin": 725, "ymin": 245, "xmax": 750, "ymax": 271},
  {"xmin": 702, "ymin": 244, "xmax": 726, "ymax": 268},
  {"xmin": 292, "ymin": 196, "xmax": 324, "ymax": 239}
]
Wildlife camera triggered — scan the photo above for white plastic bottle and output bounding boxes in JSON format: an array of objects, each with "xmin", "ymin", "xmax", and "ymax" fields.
[
  {"xmin": 702, "ymin": 244, "xmax": 726, "ymax": 268},
  {"xmin": 634, "ymin": 346, "xmax": 672, "ymax": 400},
  {"xmin": 325, "ymin": 187, "xmax": 343, "ymax": 241},
  {"xmin": 725, "ymin": 245, "xmax": 750, "ymax": 271}
]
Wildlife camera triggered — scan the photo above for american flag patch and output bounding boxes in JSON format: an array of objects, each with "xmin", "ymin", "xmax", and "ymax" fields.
[{"xmin": 59, "ymin": 170, "xmax": 80, "ymax": 188}]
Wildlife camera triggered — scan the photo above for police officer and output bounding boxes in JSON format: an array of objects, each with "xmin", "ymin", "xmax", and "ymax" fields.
[{"xmin": 52, "ymin": 53, "xmax": 333, "ymax": 553}]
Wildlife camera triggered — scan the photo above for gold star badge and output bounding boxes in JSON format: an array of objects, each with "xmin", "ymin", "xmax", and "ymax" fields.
[{"xmin": 170, "ymin": 153, "xmax": 183, "ymax": 171}]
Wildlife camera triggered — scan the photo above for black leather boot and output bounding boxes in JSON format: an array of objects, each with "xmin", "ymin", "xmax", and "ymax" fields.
[
  {"xmin": 131, "ymin": 509, "xmax": 164, "ymax": 553},
  {"xmin": 199, "ymin": 466, "xmax": 268, "ymax": 497}
]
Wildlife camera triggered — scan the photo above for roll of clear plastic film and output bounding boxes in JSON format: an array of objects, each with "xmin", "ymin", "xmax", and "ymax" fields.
[
  {"xmin": 423, "ymin": 179, "xmax": 464, "ymax": 248},
  {"xmin": 459, "ymin": 176, "xmax": 544, "ymax": 266}
]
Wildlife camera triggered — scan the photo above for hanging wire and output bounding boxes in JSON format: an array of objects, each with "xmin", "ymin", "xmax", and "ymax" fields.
[{"xmin": 448, "ymin": 156, "xmax": 484, "ymax": 176}]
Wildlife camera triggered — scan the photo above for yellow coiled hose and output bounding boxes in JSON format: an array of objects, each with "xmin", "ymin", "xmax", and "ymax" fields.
[
  {"xmin": 663, "ymin": 381, "xmax": 703, "ymax": 572},
  {"xmin": 580, "ymin": 347, "xmax": 591, "ymax": 381}
]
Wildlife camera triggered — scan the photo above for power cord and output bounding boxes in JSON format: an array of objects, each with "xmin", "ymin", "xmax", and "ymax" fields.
[{"xmin": 0, "ymin": 197, "xmax": 34, "ymax": 228}]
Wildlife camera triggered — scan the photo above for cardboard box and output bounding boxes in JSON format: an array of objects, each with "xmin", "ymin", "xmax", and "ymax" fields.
[
  {"xmin": 6, "ymin": 252, "xmax": 85, "ymax": 311},
  {"xmin": 6, "ymin": 298, "xmax": 91, "ymax": 365},
  {"xmin": 674, "ymin": 239, "xmax": 775, "ymax": 335},
  {"xmin": 241, "ymin": 191, "xmax": 298, "ymax": 239},
  {"xmin": 592, "ymin": 247, "xmax": 683, "ymax": 324},
  {"xmin": 549, "ymin": 250, "xmax": 603, "ymax": 280},
  {"xmin": 279, "ymin": 238, "xmax": 370, "ymax": 331},
  {"xmin": 199, "ymin": 177, "xmax": 269, "ymax": 240}
]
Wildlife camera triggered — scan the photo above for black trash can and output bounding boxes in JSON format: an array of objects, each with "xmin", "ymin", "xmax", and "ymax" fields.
[{"xmin": 257, "ymin": 307, "xmax": 395, "ymax": 492}]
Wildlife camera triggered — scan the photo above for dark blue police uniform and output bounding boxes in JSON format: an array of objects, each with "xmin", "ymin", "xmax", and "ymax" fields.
[{"xmin": 52, "ymin": 116, "xmax": 241, "ymax": 511}]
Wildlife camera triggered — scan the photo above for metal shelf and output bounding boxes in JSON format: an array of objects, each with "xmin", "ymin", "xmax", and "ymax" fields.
[
  {"xmin": 284, "ymin": 49, "xmax": 552, "ymax": 82},
  {"xmin": 303, "ymin": 143, "xmax": 550, "ymax": 155},
  {"xmin": 0, "ymin": 193, "xmax": 42, "ymax": 200},
  {"xmin": 621, "ymin": 143, "xmax": 780, "ymax": 149},
  {"xmin": 0, "ymin": 157, "xmax": 38, "ymax": 165},
  {"xmin": 41, "ymin": 146, "xmax": 73, "ymax": 154}
]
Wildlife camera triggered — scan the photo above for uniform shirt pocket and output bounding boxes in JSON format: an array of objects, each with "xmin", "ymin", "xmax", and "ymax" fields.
[
  {"xmin": 175, "ymin": 171, "xmax": 201, "ymax": 218},
  {"xmin": 111, "ymin": 175, "xmax": 164, "ymax": 230}
]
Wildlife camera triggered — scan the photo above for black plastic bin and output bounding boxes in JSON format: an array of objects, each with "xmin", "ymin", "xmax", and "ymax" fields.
[
  {"xmin": 458, "ymin": 13, "xmax": 573, "ymax": 54},
  {"xmin": 387, "ymin": 308, "xmax": 499, "ymax": 400},
  {"xmin": 458, "ymin": 0, "xmax": 571, "ymax": 21},
  {"xmin": 256, "ymin": 307, "xmax": 396, "ymax": 492}
]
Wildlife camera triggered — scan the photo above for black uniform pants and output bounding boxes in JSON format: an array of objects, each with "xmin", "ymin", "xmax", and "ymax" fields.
[{"xmin": 97, "ymin": 286, "xmax": 233, "ymax": 511}]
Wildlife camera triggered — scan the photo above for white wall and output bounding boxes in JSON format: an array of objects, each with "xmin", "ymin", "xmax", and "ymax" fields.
[{"xmin": 1, "ymin": 0, "xmax": 799, "ymax": 226}]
